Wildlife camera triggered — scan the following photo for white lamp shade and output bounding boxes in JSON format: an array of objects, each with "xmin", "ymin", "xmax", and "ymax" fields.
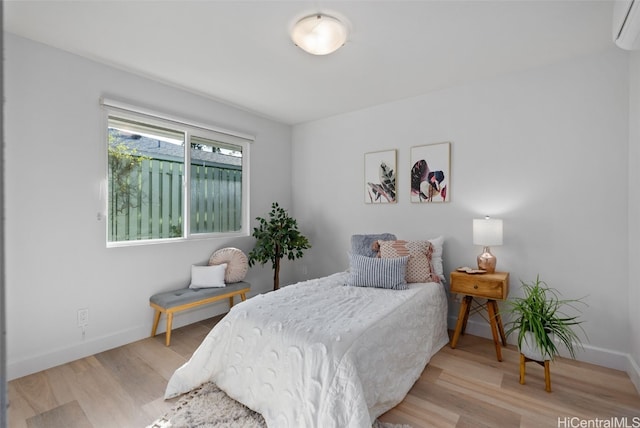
[
  {"xmin": 291, "ymin": 14, "xmax": 348, "ymax": 55},
  {"xmin": 473, "ymin": 218, "xmax": 503, "ymax": 246}
]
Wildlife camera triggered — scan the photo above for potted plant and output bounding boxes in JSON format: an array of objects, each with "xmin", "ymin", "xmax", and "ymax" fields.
[
  {"xmin": 504, "ymin": 275, "xmax": 587, "ymax": 361},
  {"xmin": 248, "ymin": 202, "xmax": 311, "ymax": 291}
]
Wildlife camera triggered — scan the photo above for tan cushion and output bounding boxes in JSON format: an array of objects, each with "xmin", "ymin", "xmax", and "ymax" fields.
[
  {"xmin": 378, "ymin": 240, "xmax": 440, "ymax": 283},
  {"xmin": 209, "ymin": 247, "xmax": 248, "ymax": 283}
]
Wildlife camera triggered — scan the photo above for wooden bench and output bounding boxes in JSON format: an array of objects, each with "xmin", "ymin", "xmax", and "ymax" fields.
[{"xmin": 149, "ymin": 281, "xmax": 250, "ymax": 346}]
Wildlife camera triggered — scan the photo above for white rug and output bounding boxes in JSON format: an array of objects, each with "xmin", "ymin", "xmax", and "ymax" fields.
[{"xmin": 148, "ymin": 382, "xmax": 411, "ymax": 428}]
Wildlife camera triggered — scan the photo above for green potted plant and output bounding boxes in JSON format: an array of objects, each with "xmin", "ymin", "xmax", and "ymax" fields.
[
  {"xmin": 504, "ymin": 275, "xmax": 587, "ymax": 361},
  {"xmin": 248, "ymin": 202, "xmax": 311, "ymax": 291}
]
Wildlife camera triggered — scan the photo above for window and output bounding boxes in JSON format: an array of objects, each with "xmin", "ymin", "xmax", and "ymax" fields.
[{"xmin": 103, "ymin": 100, "xmax": 251, "ymax": 245}]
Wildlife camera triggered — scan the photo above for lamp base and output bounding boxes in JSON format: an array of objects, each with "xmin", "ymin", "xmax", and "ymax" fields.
[{"xmin": 477, "ymin": 246, "xmax": 497, "ymax": 273}]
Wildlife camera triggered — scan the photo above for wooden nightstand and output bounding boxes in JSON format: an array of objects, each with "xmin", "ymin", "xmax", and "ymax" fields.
[{"xmin": 449, "ymin": 271, "xmax": 509, "ymax": 361}]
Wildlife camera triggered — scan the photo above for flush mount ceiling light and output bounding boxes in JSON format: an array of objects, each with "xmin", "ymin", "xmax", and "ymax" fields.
[{"xmin": 291, "ymin": 14, "xmax": 348, "ymax": 55}]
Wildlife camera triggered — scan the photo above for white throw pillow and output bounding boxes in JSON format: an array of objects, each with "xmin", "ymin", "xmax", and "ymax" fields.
[
  {"xmin": 189, "ymin": 264, "xmax": 227, "ymax": 289},
  {"xmin": 428, "ymin": 236, "xmax": 445, "ymax": 283}
]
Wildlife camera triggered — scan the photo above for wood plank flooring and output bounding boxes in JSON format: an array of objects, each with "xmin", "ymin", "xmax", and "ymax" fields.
[{"xmin": 8, "ymin": 315, "xmax": 640, "ymax": 428}]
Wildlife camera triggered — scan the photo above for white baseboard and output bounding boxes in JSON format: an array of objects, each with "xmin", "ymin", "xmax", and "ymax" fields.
[
  {"xmin": 627, "ymin": 353, "xmax": 640, "ymax": 394},
  {"xmin": 448, "ymin": 315, "xmax": 640, "ymax": 394},
  {"xmin": 7, "ymin": 300, "xmax": 235, "ymax": 381},
  {"xmin": 8, "ymin": 325, "xmax": 149, "ymax": 381},
  {"xmin": 9, "ymin": 307, "xmax": 640, "ymax": 396}
]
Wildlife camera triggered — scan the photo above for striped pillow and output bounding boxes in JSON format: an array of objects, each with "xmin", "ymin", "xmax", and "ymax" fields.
[{"xmin": 347, "ymin": 253, "xmax": 409, "ymax": 290}]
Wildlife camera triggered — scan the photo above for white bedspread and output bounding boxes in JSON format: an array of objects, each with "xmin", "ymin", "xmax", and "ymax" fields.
[{"xmin": 165, "ymin": 272, "xmax": 449, "ymax": 428}]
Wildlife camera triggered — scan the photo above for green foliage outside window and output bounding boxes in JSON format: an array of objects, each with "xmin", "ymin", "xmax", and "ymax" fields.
[{"xmin": 108, "ymin": 138, "xmax": 148, "ymax": 215}]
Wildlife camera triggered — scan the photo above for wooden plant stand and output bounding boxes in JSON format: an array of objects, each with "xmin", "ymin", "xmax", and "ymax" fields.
[{"xmin": 519, "ymin": 353, "xmax": 552, "ymax": 392}]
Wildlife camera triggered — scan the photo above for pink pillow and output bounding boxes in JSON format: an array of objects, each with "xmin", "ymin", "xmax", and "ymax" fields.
[
  {"xmin": 378, "ymin": 240, "xmax": 440, "ymax": 284},
  {"xmin": 209, "ymin": 247, "xmax": 249, "ymax": 283}
]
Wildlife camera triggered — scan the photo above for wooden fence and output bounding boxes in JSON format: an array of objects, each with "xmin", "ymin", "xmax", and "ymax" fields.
[{"xmin": 109, "ymin": 157, "xmax": 242, "ymax": 242}]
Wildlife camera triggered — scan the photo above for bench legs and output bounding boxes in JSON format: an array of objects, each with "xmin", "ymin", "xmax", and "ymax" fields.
[
  {"xmin": 165, "ymin": 312, "xmax": 174, "ymax": 347},
  {"xmin": 150, "ymin": 309, "xmax": 175, "ymax": 346},
  {"xmin": 150, "ymin": 290, "xmax": 249, "ymax": 347},
  {"xmin": 151, "ymin": 310, "xmax": 162, "ymax": 338},
  {"xmin": 228, "ymin": 292, "xmax": 248, "ymax": 309}
]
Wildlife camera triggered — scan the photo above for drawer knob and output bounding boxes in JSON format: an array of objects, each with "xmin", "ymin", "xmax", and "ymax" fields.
[{"xmin": 474, "ymin": 284, "xmax": 478, "ymax": 289}]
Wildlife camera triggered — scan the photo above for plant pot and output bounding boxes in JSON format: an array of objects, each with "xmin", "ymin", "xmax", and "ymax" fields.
[{"xmin": 520, "ymin": 331, "xmax": 552, "ymax": 361}]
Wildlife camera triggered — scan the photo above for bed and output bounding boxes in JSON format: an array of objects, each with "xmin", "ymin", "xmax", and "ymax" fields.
[{"xmin": 165, "ymin": 236, "xmax": 449, "ymax": 428}]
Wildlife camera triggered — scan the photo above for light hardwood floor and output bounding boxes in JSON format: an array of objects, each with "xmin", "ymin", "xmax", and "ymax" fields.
[{"xmin": 8, "ymin": 315, "xmax": 640, "ymax": 428}]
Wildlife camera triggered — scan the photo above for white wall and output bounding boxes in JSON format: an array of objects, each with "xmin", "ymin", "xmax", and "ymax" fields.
[
  {"xmin": 628, "ymin": 49, "xmax": 640, "ymax": 391},
  {"xmin": 7, "ymin": 31, "xmax": 638, "ymax": 388},
  {"xmin": 4, "ymin": 34, "xmax": 294, "ymax": 379},
  {"xmin": 292, "ymin": 47, "xmax": 634, "ymax": 374}
]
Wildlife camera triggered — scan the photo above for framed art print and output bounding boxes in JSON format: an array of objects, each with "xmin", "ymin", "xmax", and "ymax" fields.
[
  {"xmin": 410, "ymin": 142, "xmax": 450, "ymax": 203},
  {"xmin": 364, "ymin": 149, "xmax": 397, "ymax": 204}
]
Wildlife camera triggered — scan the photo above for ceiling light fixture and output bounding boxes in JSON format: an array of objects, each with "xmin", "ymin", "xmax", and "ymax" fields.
[{"xmin": 291, "ymin": 14, "xmax": 348, "ymax": 55}]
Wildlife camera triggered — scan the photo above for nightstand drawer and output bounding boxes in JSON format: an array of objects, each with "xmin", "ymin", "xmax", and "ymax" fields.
[{"xmin": 450, "ymin": 271, "xmax": 509, "ymax": 300}]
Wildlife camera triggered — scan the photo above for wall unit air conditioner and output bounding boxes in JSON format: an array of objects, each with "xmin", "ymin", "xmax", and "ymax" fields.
[{"xmin": 614, "ymin": 0, "xmax": 640, "ymax": 50}]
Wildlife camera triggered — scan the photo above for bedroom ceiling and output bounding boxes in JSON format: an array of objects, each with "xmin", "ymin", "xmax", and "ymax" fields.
[{"xmin": 4, "ymin": 1, "xmax": 615, "ymax": 125}]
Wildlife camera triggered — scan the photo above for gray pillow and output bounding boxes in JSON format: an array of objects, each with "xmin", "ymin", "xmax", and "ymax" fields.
[
  {"xmin": 347, "ymin": 253, "xmax": 409, "ymax": 290},
  {"xmin": 350, "ymin": 233, "xmax": 397, "ymax": 258}
]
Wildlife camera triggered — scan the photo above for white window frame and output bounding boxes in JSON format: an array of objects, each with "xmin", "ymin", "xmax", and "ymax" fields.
[{"xmin": 101, "ymin": 98, "xmax": 252, "ymax": 247}]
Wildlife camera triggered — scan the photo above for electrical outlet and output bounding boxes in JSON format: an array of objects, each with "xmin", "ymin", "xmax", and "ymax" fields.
[{"xmin": 77, "ymin": 308, "xmax": 89, "ymax": 327}]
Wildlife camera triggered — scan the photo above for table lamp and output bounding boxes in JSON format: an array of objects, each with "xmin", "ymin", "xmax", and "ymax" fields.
[{"xmin": 473, "ymin": 216, "xmax": 503, "ymax": 273}]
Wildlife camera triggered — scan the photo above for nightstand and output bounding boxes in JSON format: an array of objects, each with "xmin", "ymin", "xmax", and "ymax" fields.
[{"xmin": 449, "ymin": 271, "xmax": 509, "ymax": 361}]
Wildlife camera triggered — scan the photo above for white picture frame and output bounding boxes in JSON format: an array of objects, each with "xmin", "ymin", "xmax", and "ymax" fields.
[
  {"xmin": 410, "ymin": 142, "xmax": 450, "ymax": 203},
  {"xmin": 364, "ymin": 149, "xmax": 397, "ymax": 204}
]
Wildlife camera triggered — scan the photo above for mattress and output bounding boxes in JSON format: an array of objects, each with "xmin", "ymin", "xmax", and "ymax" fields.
[{"xmin": 165, "ymin": 271, "xmax": 449, "ymax": 428}]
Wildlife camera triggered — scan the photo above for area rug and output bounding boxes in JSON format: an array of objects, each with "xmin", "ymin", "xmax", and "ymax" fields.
[{"xmin": 148, "ymin": 381, "xmax": 412, "ymax": 428}]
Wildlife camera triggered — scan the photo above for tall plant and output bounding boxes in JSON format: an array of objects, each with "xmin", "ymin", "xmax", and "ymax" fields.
[{"xmin": 248, "ymin": 202, "xmax": 311, "ymax": 291}]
